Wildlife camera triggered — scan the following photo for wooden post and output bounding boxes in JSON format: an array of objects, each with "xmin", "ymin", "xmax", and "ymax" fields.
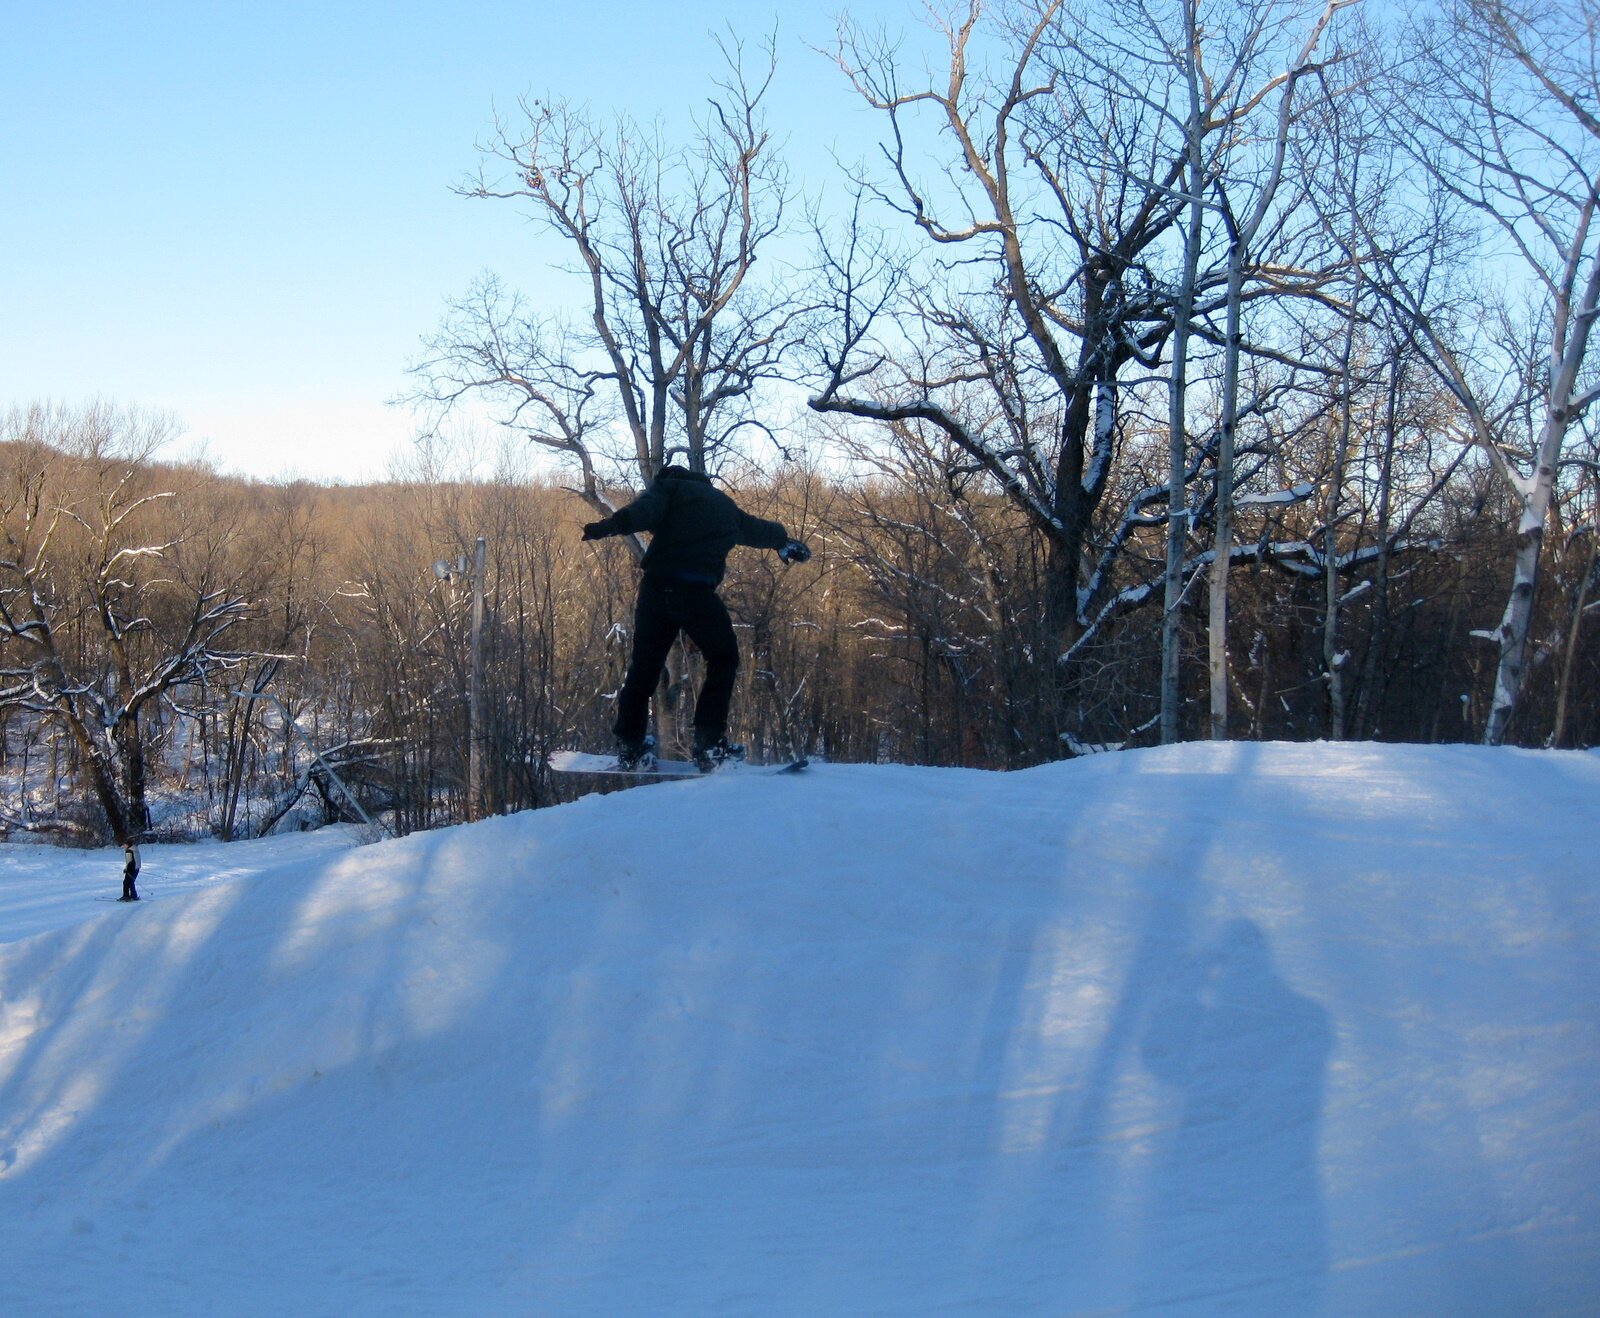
[{"xmin": 469, "ymin": 536, "xmax": 487, "ymax": 820}]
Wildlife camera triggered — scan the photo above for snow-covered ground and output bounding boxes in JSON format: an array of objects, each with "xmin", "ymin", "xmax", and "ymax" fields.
[
  {"xmin": 0, "ymin": 826, "xmax": 365, "ymax": 946},
  {"xmin": 0, "ymin": 742, "xmax": 1595, "ymax": 1315}
]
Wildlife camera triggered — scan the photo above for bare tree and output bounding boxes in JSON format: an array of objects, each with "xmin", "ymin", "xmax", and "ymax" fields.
[
  {"xmin": 1199, "ymin": 0, "xmax": 1355, "ymax": 739},
  {"xmin": 0, "ymin": 404, "xmax": 251, "ymax": 896},
  {"xmin": 410, "ymin": 32, "xmax": 800, "ymax": 509},
  {"xmin": 209, "ymin": 478, "xmax": 339, "ymax": 841},
  {"xmin": 1375, "ymin": 0, "xmax": 1600, "ymax": 744},
  {"xmin": 813, "ymin": 0, "xmax": 1357, "ymax": 750},
  {"xmin": 813, "ymin": 0, "xmax": 1181, "ymax": 653}
]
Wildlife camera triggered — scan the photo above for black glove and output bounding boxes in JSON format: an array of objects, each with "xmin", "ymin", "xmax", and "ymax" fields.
[
  {"xmin": 778, "ymin": 538, "xmax": 811, "ymax": 565},
  {"xmin": 582, "ymin": 520, "xmax": 611, "ymax": 541}
]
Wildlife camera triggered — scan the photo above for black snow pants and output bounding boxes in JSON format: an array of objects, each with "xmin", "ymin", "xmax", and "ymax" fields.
[{"xmin": 612, "ymin": 572, "xmax": 740, "ymax": 745}]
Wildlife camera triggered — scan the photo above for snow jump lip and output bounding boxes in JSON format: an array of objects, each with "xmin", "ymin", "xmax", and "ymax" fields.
[{"xmin": 548, "ymin": 749, "xmax": 808, "ymax": 777}]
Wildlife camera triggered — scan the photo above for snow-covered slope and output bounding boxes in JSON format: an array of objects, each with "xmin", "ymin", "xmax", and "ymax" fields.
[{"xmin": 0, "ymin": 743, "xmax": 1595, "ymax": 1316}]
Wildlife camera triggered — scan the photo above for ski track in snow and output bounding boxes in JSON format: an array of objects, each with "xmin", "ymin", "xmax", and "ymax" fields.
[{"xmin": 0, "ymin": 742, "xmax": 1595, "ymax": 1315}]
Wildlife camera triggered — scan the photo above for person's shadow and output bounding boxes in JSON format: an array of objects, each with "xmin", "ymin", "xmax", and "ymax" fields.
[{"xmin": 1138, "ymin": 918, "xmax": 1334, "ymax": 1312}]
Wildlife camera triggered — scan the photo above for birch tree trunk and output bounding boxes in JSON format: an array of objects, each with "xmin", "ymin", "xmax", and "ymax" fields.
[
  {"xmin": 1352, "ymin": 353, "xmax": 1402, "ymax": 737},
  {"xmin": 1322, "ymin": 279, "xmax": 1361, "ymax": 739},
  {"xmin": 1207, "ymin": 241, "xmax": 1247, "ymax": 740},
  {"xmin": 1482, "ymin": 200, "xmax": 1600, "ymax": 744},
  {"xmin": 1483, "ymin": 390, "xmax": 1587, "ymax": 742}
]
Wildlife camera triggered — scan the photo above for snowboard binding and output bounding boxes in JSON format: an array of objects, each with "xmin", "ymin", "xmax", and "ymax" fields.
[
  {"xmin": 691, "ymin": 735, "xmax": 746, "ymax": 774},
  {"xmin": 615, "ymin": 734, "xmax": 657, "ymax": 772}
]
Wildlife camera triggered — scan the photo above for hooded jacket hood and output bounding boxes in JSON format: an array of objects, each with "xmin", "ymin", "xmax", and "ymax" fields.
[{"xmin": 654, "ymin": 465, "xmax": 712, "ymax": 486}]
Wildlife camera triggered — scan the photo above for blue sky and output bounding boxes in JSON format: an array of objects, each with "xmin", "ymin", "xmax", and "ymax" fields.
[{"xmin": 1, "ymin": 1, "xmax": 912, "ymax": 481}]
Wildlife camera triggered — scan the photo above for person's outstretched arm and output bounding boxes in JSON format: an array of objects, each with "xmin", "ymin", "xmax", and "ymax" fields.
[
  {"xmin": 735, "ymin": 510, "xmax": 810, "ymax": 562},
  {"xmin": 582, "ymin": 485, "xmax": 670, "ymax": 540},
  {"xmin": 735, "ymin": 509, "xmax": 789, "ymax": 550}
]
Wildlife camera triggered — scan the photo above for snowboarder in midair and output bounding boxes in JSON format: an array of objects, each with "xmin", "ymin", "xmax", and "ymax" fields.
[{"xmin": 582, "ymin": 465, "xmax": 810, "ymax": 771}]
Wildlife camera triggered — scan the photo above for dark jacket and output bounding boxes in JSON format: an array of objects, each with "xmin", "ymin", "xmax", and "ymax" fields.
[{"xmin": 589, "ymin": 467, "xmax": 788, "ymax": 586}]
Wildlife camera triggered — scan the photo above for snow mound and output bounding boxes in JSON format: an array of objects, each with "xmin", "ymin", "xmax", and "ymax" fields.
[{"xmin": 1, "ymin": 743, "xmax": 1596, "ymax": 1315}]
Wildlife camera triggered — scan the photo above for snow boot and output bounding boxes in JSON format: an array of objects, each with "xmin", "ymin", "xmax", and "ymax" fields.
[
  {"xmin": 691, "ymin": 733, "xmax": 745, "ymax": 774},
  {"xmin": 616, "ymin": 734, "xmax": 656, "ymax": 771}
]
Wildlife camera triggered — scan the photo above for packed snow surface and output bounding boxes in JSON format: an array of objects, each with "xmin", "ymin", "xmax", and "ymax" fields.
[{"xmin": 0, "ymin": 742, "xmax": 1595, "ymax": 1315}]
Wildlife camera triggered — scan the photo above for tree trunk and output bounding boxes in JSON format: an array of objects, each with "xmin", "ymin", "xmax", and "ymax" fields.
[
  {"xmin": 1353, "ymin": 355, "xmax": 1401, "ymax": 738},
  {"xmin": 1322, "ymin": 290, "xmax": 1360, "ymax": 740},
  {"xmin": 220, "ymin": 685, "xmax": 264, "ymax": 842},
  {"xmin": 1207, "ymin": 242, "xmax": 1247, "ymax": 740},
  {"xmin": 118, "ymin": 712, "xmax": 153, "ymax": 837},
  {"xmin": 1484, "ymin": 409, "xmax": 1568, "ymax": 744},
  {"xmin": 1161, "ymin": 4, "xmax": 1206, "ymax": 746},
  {"xmin": 1550, "ymin": 504, "xmax": 1598, "ymax": 746},
  {"xmin": 1484, "ymin": 517, "xmax": 1547, "ymax": 745},
  {"xmin": 65, "ymin": 718, "xmax": 142, "ymax": 898}
]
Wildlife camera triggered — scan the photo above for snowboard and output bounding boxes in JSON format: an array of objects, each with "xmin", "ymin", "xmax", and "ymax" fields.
[{"xmin": 548, "ymin": 750, "xmax": 808, "ymax": 778}]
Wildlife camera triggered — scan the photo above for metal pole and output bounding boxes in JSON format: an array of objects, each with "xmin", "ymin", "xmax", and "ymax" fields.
[{"xmin": 468, "ymin": 535, "xmax": 486, "ymax": 820}]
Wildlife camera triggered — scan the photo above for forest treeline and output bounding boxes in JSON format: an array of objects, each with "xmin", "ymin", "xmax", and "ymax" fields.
[
  {"xmin": 0, "ymin": 393, "xmax": 1591, "ymax": 848},
  {"xmin": 3, "ymin": 0, "xmax": 1598, "ymax": 850}
]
